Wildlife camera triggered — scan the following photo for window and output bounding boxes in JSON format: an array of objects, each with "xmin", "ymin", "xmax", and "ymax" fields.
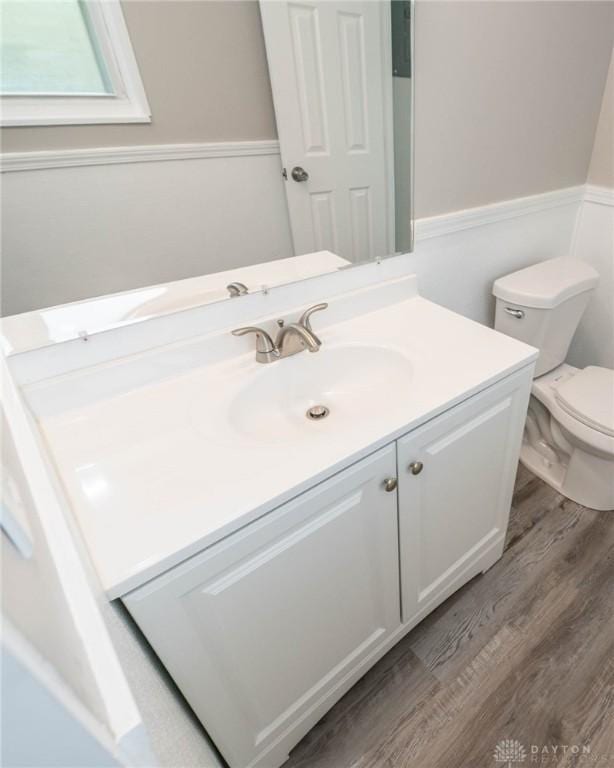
[{"xmin": 0, "ymin": 0, "xmax": 151, "ymax": 126}]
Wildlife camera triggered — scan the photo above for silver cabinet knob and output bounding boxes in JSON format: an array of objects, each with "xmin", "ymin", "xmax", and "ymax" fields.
[
  {"xmin": 291, "ymin": 166, "xmax": 309, "ymax": 182},
  {"xmin": 408, "ymin": 461, "xmax": 423, "ymax": 475},
  {"xmin": 383, "ymin": 477, "xmax": 398, "ymax": 492}
]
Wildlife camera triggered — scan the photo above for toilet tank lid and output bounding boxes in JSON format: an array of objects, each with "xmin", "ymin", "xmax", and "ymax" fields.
[{"xmin": 492, "ymin": 258, "xmax": 599, "ymax": 309}]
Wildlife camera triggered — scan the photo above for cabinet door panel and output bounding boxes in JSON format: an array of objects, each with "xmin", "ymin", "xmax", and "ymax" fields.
[
  {"xmin": 398, "ymin": 369, "xmax": 531, "ymax": 622},
  {"xmin": 124, "ymin": 444, "xmax": 400, "ymax": 768}
]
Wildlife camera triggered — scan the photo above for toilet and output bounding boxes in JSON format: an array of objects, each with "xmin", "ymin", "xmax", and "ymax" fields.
[{"xmin": 493, "ymin": 257, "xmax": 614, "ymax": 511}]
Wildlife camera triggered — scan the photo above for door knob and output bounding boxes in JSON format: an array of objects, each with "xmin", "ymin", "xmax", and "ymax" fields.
[
  {"xmin": 291, "ymin": 166, "xmax": 309, "ymax": 182},
  {"xmin": 408, "ymin": 461, "xmax": 423, "ymax": 475},
  {"xmin": 383, "ymin": 477, "xmax": 398, "ymax": 492}
]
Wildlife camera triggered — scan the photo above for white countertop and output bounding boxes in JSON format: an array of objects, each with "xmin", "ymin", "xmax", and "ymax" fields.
[{"xmin": 38, "ymin": 281, "xmax": 537, "ymax": 598}]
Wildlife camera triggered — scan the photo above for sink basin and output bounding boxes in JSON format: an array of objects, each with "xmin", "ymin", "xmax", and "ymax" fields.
[{"xmin": 228, "ymin": 344, "xmax": 413, "ymax": 444}]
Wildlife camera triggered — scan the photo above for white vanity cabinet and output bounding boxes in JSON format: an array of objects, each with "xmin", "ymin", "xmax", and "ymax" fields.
[
  {"xmin": 123, "ymin": 368, "xmax": 532, "ymax": 768},
  {"xmin": 124, "ymin": 444, "xmax": 401, "ymax": 768},
  {"xmin": 397, "ymin": 369, "xmax": 530, "ymax": 622}
]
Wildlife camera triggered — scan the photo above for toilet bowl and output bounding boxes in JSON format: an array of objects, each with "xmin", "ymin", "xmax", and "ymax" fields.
[
  {"xmin": 522, "ymin": 364, "xmax": 614, "ymax": 510},
  {"xmin": 492, "ymin": 257, "xmax": 613, "ymax": 511}
]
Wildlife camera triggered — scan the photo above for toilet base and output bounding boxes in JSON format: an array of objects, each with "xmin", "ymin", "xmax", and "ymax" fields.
[
  {"xmin": 519, "ymin": 443, "xmax": 566, "ymax": 496},
  {"xmin": 520, "ymin": 384, "xmax": 614, "ymax": 511},
  {"xmin": 519, "ymin": 443, "xmax": 614, "ymax": 511}
]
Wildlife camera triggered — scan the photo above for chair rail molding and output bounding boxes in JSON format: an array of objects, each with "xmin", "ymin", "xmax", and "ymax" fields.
[
  {"xmin": 414, "ymin": 186, "xmax": 585, "ymax": 242},
  {"xmin": 584, "ymin": 184, "xmax": 614, "ymax": 207},
  {"xmin": 0, "ymin": 140, "xmax": 281, "ymax": 172}
]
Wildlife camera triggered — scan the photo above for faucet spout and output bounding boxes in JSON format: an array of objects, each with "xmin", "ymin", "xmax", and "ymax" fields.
[{"xmin": 276, "ymin": 323, "xmax": 321, "ymax": 355}]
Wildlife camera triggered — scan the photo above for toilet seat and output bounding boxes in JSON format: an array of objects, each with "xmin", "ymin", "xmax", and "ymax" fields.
[
  {"xmin": 531, "ymin": 364, "xmax": 614, "ymax": 459},
  {"xmin": 554, "ymin": 366, "xmax": 614, "ymax": 438}
]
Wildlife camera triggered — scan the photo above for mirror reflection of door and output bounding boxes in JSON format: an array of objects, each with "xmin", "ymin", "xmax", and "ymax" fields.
[
  {"xmin": 1, "ymin": 0, "xmax": 413, "ymax": 340},
  {"xmin": 260, "ymin": 0, "xmax": 396, "ymax": 263}
]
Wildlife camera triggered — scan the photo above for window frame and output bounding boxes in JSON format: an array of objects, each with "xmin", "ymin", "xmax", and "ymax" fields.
[{"xmin": 1, "ymin": 0, "xmax": 151, "ymax": 126}]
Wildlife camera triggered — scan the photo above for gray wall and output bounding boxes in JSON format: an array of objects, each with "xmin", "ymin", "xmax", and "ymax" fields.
[
  {"xmin": 2, "ymin": 1, "xmax": 614, "ymax": 317},
  {"xmin": 413, "ymin": 0, "xmax": 614, "ymax": 218},
  {"xmin": 588, "ymin": 48, "xmax": 614, "ymax": 189},
  {"xmin": 3, "ymin": 1, "xmax": 614, "ymax": 212},
  {"xmin": 567, "ymin": 50, "xmax": 614, "ymax": 372},
  {"xmin": 1, "ymin": 0, "xmax": 277, "ymax": 152}
]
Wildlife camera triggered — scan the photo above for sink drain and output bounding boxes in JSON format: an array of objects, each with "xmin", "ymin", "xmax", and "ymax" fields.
[{"xmin": 306, "ymin": 404, "xmax": 330, "ymax": 421}]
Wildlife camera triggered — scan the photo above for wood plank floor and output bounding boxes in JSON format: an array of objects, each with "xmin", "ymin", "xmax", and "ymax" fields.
[{"xmin": 286, "ymin": 466, "xmax": 614, "ymax": 768}]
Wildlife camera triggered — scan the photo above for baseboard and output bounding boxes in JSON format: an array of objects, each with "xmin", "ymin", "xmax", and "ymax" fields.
[{"xmin": 0, "ymin": 140, "xmax": 281, "ymax": 172}]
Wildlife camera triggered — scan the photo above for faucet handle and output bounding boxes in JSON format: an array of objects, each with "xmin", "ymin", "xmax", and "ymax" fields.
[
  {"xmin": 231, "ymin": 326, "xmax": 280, "ymax": 363},
  {"xmin": 231, "ymin": 326, "xmax": 276, "ymax": 353},
  {"xmin": 298, "ymin": 302, "xmax": 328, "ymax": 332}
]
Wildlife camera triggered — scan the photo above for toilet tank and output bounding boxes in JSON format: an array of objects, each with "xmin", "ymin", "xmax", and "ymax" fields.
[{"xmin": 493, "ymin": 258, "xmax": 599, "ymax": 377}]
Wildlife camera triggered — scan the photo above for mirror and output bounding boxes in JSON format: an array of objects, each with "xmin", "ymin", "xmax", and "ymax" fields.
[{"xmin": 0, "ymin": 0, "xmax": 413, "ymax": 351}]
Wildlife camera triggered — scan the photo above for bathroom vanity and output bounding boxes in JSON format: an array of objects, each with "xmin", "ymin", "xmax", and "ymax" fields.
[{"xmin": 23, "ymin": 275, "xmax": 537, "ymax": 768}]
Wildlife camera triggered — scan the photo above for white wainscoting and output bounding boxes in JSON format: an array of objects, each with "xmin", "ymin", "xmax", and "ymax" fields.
[
  {"xmin": 410, "ymin": 186, "xmax": 584, "ymax": 326},
  {"xmin": 1, "ymin": 132, "xmax": 586, "ymax": 330},
  {"xmin": 567, "ymin": 185, "xmax": 614, "ymax": 370},
  {"xmin": 1, "ymin": 141, "xmax": 293, "ymax": 316}
]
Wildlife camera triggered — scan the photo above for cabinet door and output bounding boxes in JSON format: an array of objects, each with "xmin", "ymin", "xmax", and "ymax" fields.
[
  {"xmin": 397, "ymin": 369, "xmax": 531, "ymax": 623},
  {"xmin": 124, "ymin": 444, "xmax": 400, "ymax": 768}
]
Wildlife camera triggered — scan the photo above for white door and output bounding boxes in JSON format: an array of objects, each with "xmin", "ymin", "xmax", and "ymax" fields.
[
  {"xmin": 124, "ymin": 445, "xmax": 401, "ymax": 768},
  {"xmin": 397, "ymin": 371, "xmax": 532, "ymax": 623},
  {"xmin": 260, "ymin": 0, "xmax": 394, "ymax": 262}
]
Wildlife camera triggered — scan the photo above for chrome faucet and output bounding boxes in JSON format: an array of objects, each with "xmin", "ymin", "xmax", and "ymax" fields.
[{"xmin": 232, "ymin": 302, "xmax": 328, "ymax": 363}]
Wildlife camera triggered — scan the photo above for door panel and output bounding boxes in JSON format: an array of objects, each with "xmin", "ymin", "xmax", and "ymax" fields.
[
  {"xmin": 288, "ymin": 3, "xmax": 329, "ymax": 155},
  {"xmin": 124, "ymin": 444, "xmax": 400, "ymax": 768},
  {"xmin": 349, "ymin": 186, "xmax": 373, "ymax": 261},
  {"xmin": 397, "ymin": 371, "xmax": 532, "ymax": 622},
  {"xmin": 260, "ymin": 0, "xmax": 393, "ymax": 261},
  {"xmin": 311, "ymin": 191, "xmax": 338, "ymax": 252},
  {"xmin": 338, "ymin": 11, "xmax": 369, "ymax": 152}
]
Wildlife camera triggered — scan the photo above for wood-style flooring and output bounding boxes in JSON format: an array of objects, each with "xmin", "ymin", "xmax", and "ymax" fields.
[{"xmin": 286, "ymin": 465, "xmax": 614, "ymax": 768}]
